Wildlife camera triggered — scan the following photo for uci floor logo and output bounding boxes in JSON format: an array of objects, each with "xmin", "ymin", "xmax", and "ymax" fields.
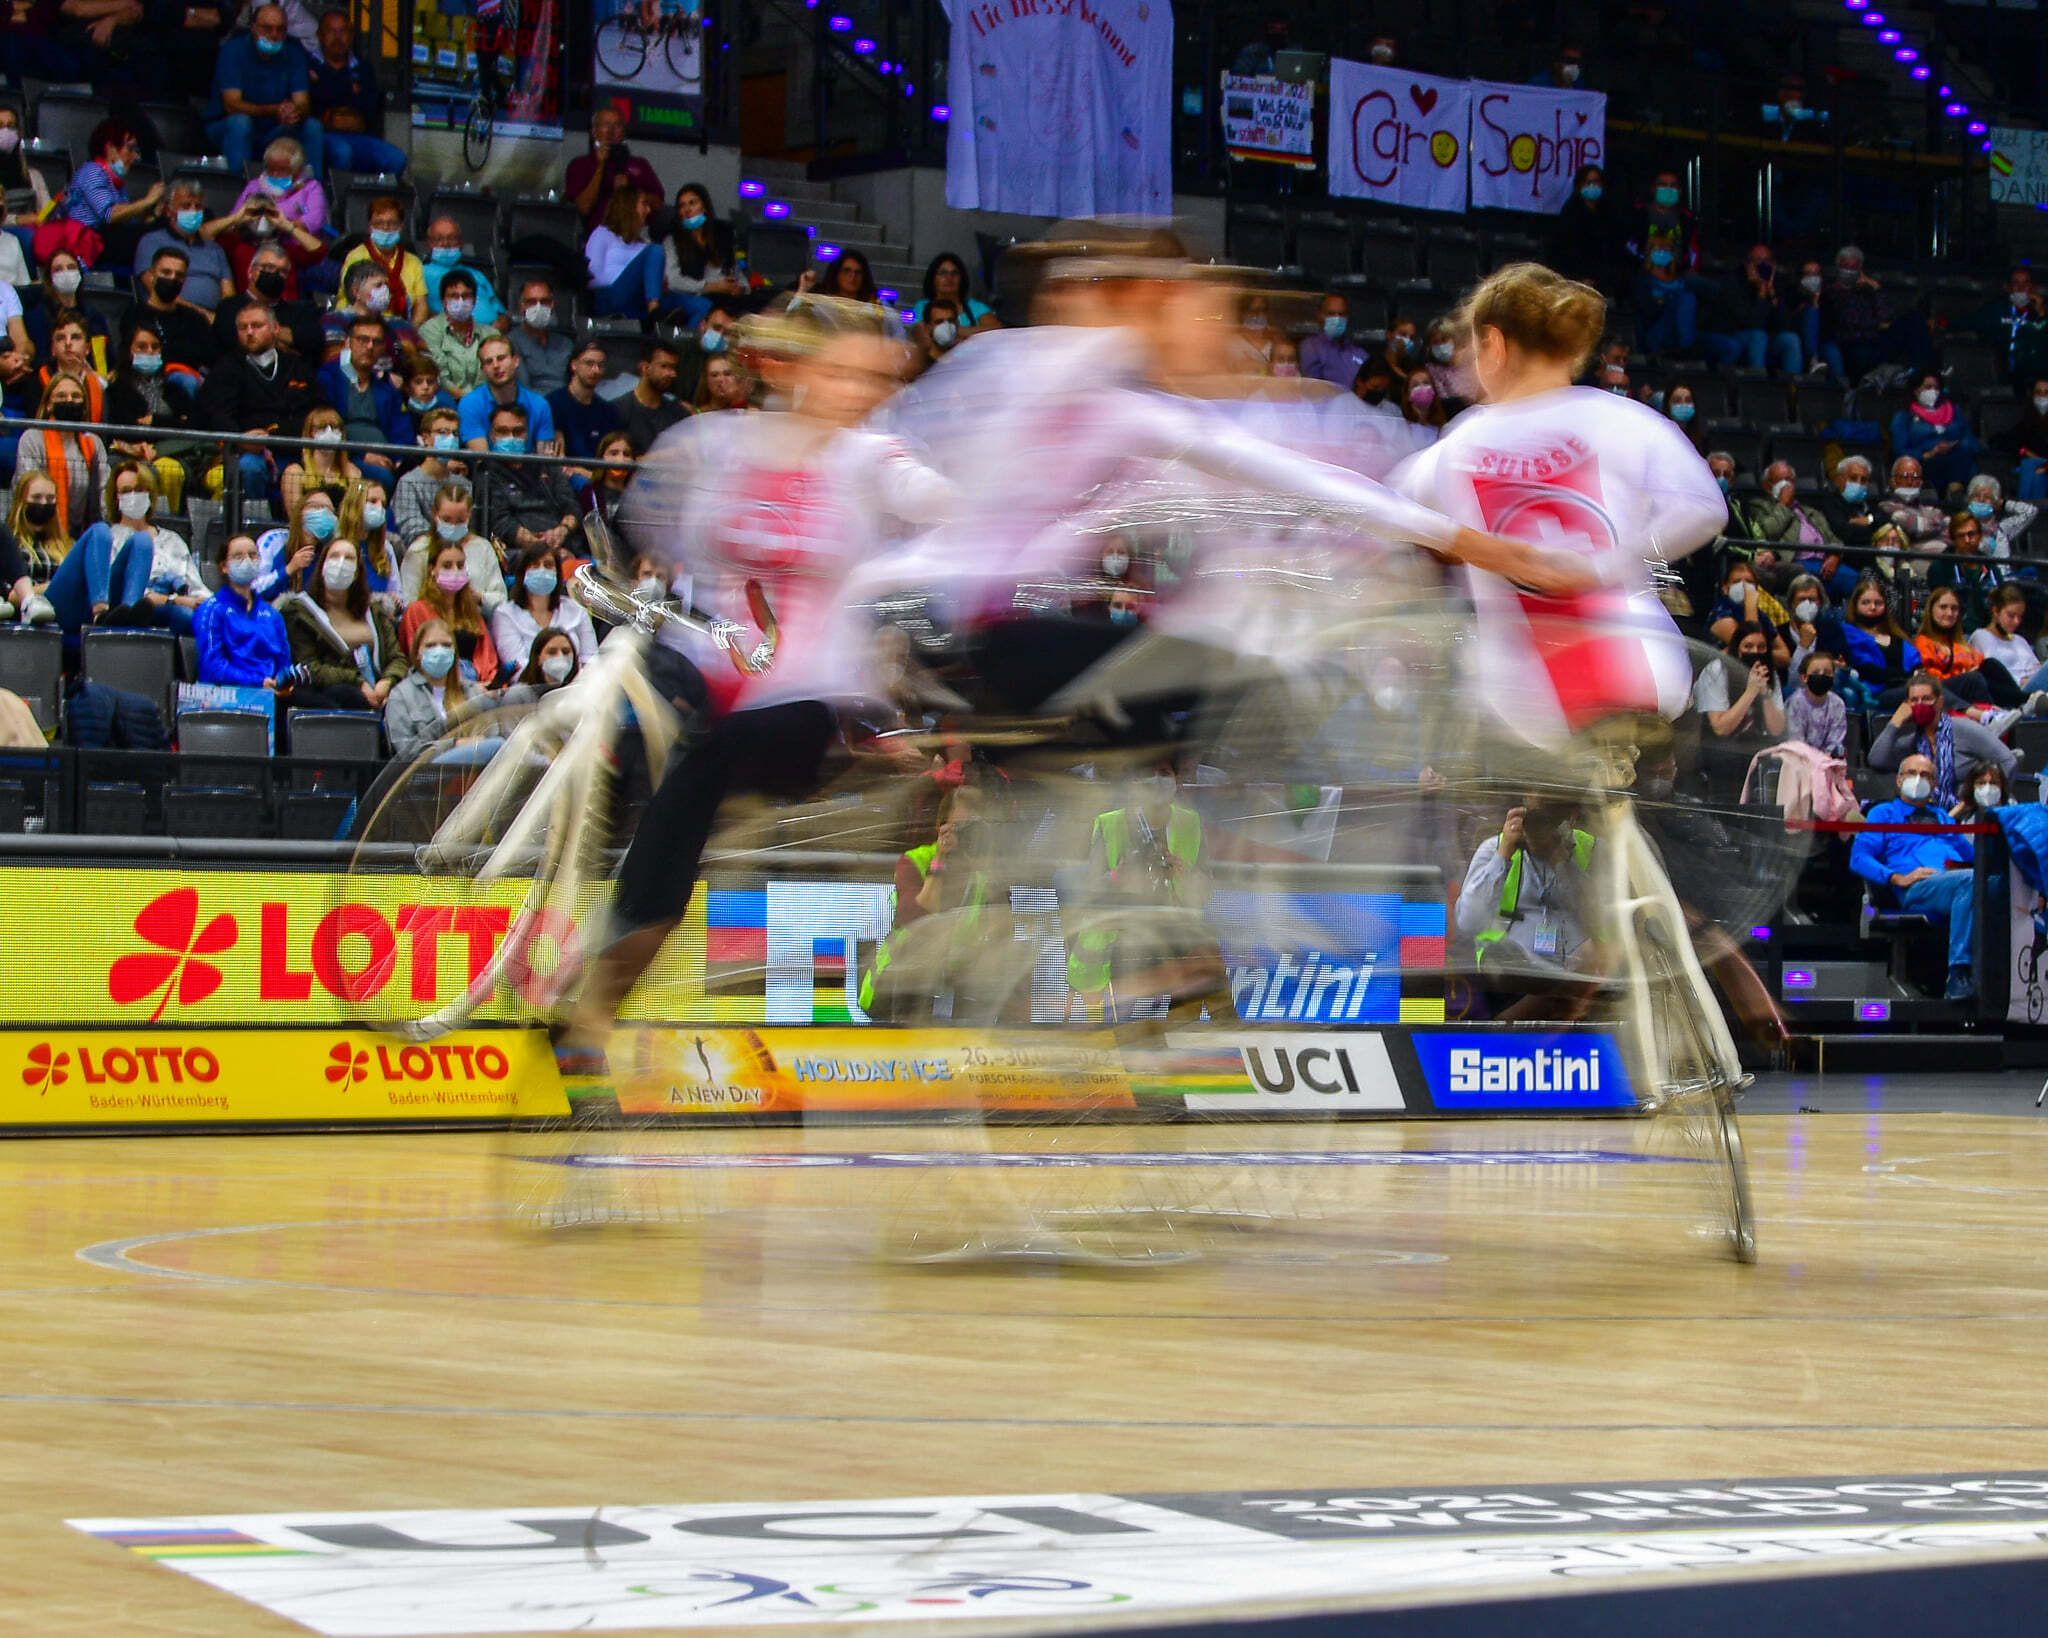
[
  {"xmin": 1413, "ymin": 1032, "xmax": 1635, "ymax": 1110},
  {"xmin": 1185, "ymin": 1033, "xmax": 1407, "ymax": 1112}
]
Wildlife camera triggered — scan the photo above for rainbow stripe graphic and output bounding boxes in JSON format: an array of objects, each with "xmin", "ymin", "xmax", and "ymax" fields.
[{"xmin": 90, "ymin": 1526, "xmax": 312, "ymax": 1560}]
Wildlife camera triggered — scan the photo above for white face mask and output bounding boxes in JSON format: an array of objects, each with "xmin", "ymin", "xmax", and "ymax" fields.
[
  {"xmin": 540, "ymin": 651, "xmax": 574, "ymax": 684},
  {"xmin": 1101, "ymin": 549, "xmax": 1130, "ymax": 579},
  {"xmin": 362, "ymin": 284, "xmax": 391, "ymax": 313},
  {"xmin": 1429, "ymin": 341, "xmax": 1455, "ymax": 363},
  {"xmin": 116, "ymin": 490, "xmax": 151, "ymax": 521},
  {"xmin": 2035, "ymin": 396, "xmax": 2048, "ymax": 415},
  {"xmin": 1894, "ymin": 485, "xmax": 1921, "ymax": 502},
  {"xmin": 1799, "ymin": 273, "xmax": 1823, "ymax": 294},
  {"xmin": 50, "ymin": 269, "xmax": 80, "ymax": 296},
  {"xmin": 1793, "ymin": 599, "xmax": 1818, "ymax": 622},
  {"xmin": 0, "ymin": 128, "xmax": 19, "ymax": 153},
  {"xmin": 931, "ymin": 320, "xmax": 958, "ymax": 349},
  {"xmin": 322, "ymin": 555, "xmax": 357, "ymax": 591},
  {"xmin": 312, "ymin": 426, "xmax": 344, "ymax": 444},
  {"xmin": 1900, "ymin": 774, "xmax": 1933, "ymax": 804},
  {"xmin": 524, "ymin": 302, "xmax": 554, "ymax": 329},
  {"xmin": 635, "ymin": 575, "xmax": 666, "ymax": 601},
  {"xmin": 1916, "ymin": 388, "xmax": 1941, "ymax": 408},
  {"xmin": 1975, "ymin": 784, "xmax": 2004, "ymax": 809},
  {"xmin": 250, "ymin": 347, "xmax": 279, "ymax": 371}
]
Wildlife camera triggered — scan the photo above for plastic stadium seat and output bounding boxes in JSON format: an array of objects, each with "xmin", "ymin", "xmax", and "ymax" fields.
[
  {"xmin": 1328, "ymin": 275, "xmax": 1390, "ymax": 330},
  {"xmin": 1225, "ymin": 206, "xmax": 1289, "ymax": 271},
  {"xmin": 172, "ymin": 159, "xmax": 244, "ymax": 222},
  {"xmin": 82, "ymin": 780, "xmax": 147, "ymax": 835},
  {"xmin": 343, "ymin": 175, "xmax": 417, "ymax": 240},
  {"xmin": 1731, "ymin": 373, "xmax": 1792, "ymax": 426},
  {"xmin": 1293, "ymin": 214, "xmax": 1354, "ymax": 285},
  {"xmin": 1793, "ymin": 380, "xmax": 1847, "ymax": 431},
  {"xmin": 285, "ymin": 710, "xmax": 383, "ymax": 780},
  {"xmin": 31, "ymin": 92, "xmax": 105, "ymax": 164},
  {"xmin": 1699, "ymin": 419, "xmax": 1765, "ymax": 481},
  {"xmin": 1357, "ymin": 224, "xmax": 1420, "ymax": 284},
  {"xmin": 23, "ymin": 141, "xmax": 72, "ymax": 201},
  {"xmin": 137, "ymin": 102, "xmax": 209, "ymax": 161},
  {"xmin": 1944, "ymin": 343, "xmax": 2002, "ymax": 399},
  {"xmin": 1422, "ymin": 228, "xmax": 1484, "ymax": 294},
  {"xmin": 176, "ymin": 708, "xmax": 269, "ymax": 764},
  {"xmin": 506, "ymin": 195, "xmax": 582, "ymax": 253},
  {"xmin": 277, "ymin": 790, "xmax": 355, "ymax": 840},
  {"xmin": 741, "ymin": 222, "xmax": 813, "ymax": 285},
  {"xmin": 164, "ymin": 786, "xmax": 268, "ymax": 838},
  {"xmin": 421, "ymin": 185, "xmax": 499, "ymax": 256},
  {"xmin": 81, "ymin": 628, "xmax": 178, "ymax": 727},
  {"xmin": 0, "ymin": 626, "xmax": 61, "ymax": 733},
  {"xmin": 1977, "ymin": 392, "xmax": 2027, "ymax": 448}
]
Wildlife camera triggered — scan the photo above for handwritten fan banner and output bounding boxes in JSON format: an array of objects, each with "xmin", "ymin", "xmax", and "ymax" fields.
[
  {"xmin": 1327, "ymin": 61, "xmax": 1472, "ymax": 213},
  {"xmin": 1469, "ymin": 83, "xmax": 1606, "ymax": 214}
]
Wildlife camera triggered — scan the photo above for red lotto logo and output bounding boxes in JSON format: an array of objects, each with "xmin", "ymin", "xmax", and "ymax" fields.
[
  {"xmin": 325, "ymin": 1044, "xmax": 371, "ymax": 1085},
  {"xmin": 108, "ymin": 889, "xmax": 239, "ymax": 1022},
  {"xmin": 22, "ymin": 1043, "xmax": 69, "ymax": 1094}
]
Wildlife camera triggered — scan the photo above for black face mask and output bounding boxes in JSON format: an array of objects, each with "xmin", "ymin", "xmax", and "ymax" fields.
[
  {"xmin": 1738, "ymin": 650, "xmax": 1768, "ymax": 667},
  {"xmin": 23, "ymin": 500, "xmax": 54, "ymax": 526},
  {"xmin": 1806, "ymin": 672, "xmax": 1834, "ymax": 696},
  {"xmin": 152, "ymin": 276, "xmax": 183, "ymax": 303},
  {"xmin": 1360, "ymin": 386, "xmax": 1388, "ymax": 405},
  {"xmin": 252, "ymin": 269, "xmax": 287, "ymax": 299},
  {"xmin": 46, "ymin": 402, "xmax": 82, "ymax": 422}
]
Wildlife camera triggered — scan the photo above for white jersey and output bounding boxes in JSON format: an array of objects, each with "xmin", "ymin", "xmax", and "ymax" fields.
[
  {"xmin": 1394, "ymin": 386, "xmax": 1724, "ymax": 747},
  {"xmin": 877, "ymin": 326, "xmax": 1463, "ymax": 622},
  {"xmin": 621, "ymin": 412, "xmax": 953, "ymax": 714}
]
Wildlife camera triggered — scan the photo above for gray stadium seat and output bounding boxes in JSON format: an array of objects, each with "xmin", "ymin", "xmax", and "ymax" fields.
[
  {"xmin": 81, "ymin": 628, "xmax": 177, "ymax": 727},
  {"xmin": 0, "ymin": 625, "xmax": 61, "ymax": 732},
  {"xmin": 31, "ymin": 92, "xmax": 106, "ymax": 165},
  {"xmin": 176, "ymin": 708, "xmax": 269, "ymax": 765},
  {"xmin": 286, "ymin": 709, "xmax": 383, "ymax": 774},
  {"xmin": 343, "ymin": 175, "xmax": 417, "ymax": 240},
  {"xmin": 421, "ymin": 185, "xmax": 499, "ymax": 257},
  {"xmin": 163, "ymin": 786, "xmax": 268, "ymax": 838}
]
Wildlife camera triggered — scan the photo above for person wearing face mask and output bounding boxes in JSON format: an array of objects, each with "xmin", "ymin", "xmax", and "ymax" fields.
[
  {"xmin": 1953, "ymin": 762, "xmax": 2010, "ymax": 824},
  {"xmin": 1817, "ymin": 453, "xmax": 1879, "ymax": 548},
  {"xmin": 911, "ymin": 296, "xmax": 966, "ymax": 375},
  {"xmin": 205, "ymin": 3, "xmax": 322, "ymax": 178},
  {"xmin": 323, "ymin": 259, "xmax": 423, "ymax": 369},
  {"xmin": 279, "ymin": 408, "xmax": 361, "ymax": 522},
  {"xmin": 1778, "ymin": 572, "xmax": 1856, "ymax": 694},
  {"xmin": 1927, "ymin": 514, "xmax": 2013, "ymax": 642},
  {"xmin": 1627, "ymin": 169, "xmax": 1696, "ymax": 273},
  {"xmin": 194, "ymin": 532, "xmax": 293, "ymax": 687},
  {"xmin": 385, "ymin": 616, "xmax": 481, "ymax": 759},
  {"xmin": 1785, "ymin": 651, "xmax": 1846, "ymax": 757},
  {"xmin": 1818, "ymin": 244, "xmax": 1933, "ymax": 384},
  {"xmin": 42, "ymin": 459, "xmax": 180, "ymax": 641},
  {"xmin": 1661, "ymin": 383, "xmax": 1703, "ymax": 449},
  {"xmin": 1545, "ymin": 164, "xmax": 1627, "ymax": 295},
  {"xmin": 500, "ymin": 629, "xmax": 582, "ymax": 706},
  {"xmin": 1743, "ymin": 460, "xmax": 1837, "ymax": 556},
  {"xmin": 507, "ymin": 278, "xmax": 572, "ymax": 399},
  {"xmin": 1962, "ymin": 473, "xmax": 2037, "ymax": 558},
  {"xmin": 0, "ymin": 108, "xmax": 52, "ymax": 259},
  {"xmin": 1631, "ymin": 223, "xmax": 1696, "ymax": 358},
  {"xmin": 125, "ymin": 246, "xmax": 219, "ymax": 378},
  {"xmin": 1707, "ymin": 561, "xmax": 1790, "ymax": 659},
  {"xmin": 1787, "ymin": 258, "xmax": 1830, "ymax": 376},
  {"xmin": 1963, "ymin": 266, "xmax": 2047, "ymax": 385},
  {"xmin": 416, "ymin": 216, "xmax": 504, "ymax": 329},
  {"xmin": 338, "ymin": 477, "xmax": 396, "ymax": 602},
  {"xmin": 392, "ymin": 410, "xmax": 471, "ymax": 547},
  {"xmin": 662, "ymin": 184, "xmax": 744, "ymax": 328},
  {"xmin": 1877, "ymin": 455, "xmax": 1948, "ymax": 547},
  {"xmin": 1888, "ymin": 372, "xmax": 1979, "ymax": 498},
  {"xmin": 43, "ymin": 118, "xmax": 162, "ymax": 270},
  {"xmin": 1700, "ymin": 243, "xmax": 1802, "ymax": 376},
  {"xmin": 337, "ymin": 198, "xmax": 430, "ymax": 334},
  {"xmin": 6, "ymin": 473, "xmax": 71, "ymax": 598},
  {"xmin": 1378, "ymin": 319, "xmax": 1420, "ymax": 398},
  {"xmin": 913, "ymin": 251, "xmax": 997, "ymax": 339},
  {"xmin": 213, "ymin": 244, "xmax": 322, "ymax": 361},
  {"xmin": 195, "ymin": 302, "xmax": 321, "ymax": 507},
  {"xmin": 1872, "ymin": 670, "xmax": 2016, "ymax": 803},
  {"xmin": 22, "ymin": 256, "xmax": 107, "ymax": 376},
  {"xmin": 490, "ymin": 542, "xmax": 596, "ymax": 676},
  {"xmin": 1299, "ymin": 292, "xmax": 1369, "ymax": 391},
  {"xmin": 247, "ymin": 486, "xmax": 342, "ymax": 606},
  {"xmin": 1692, "ymin": 619, "xmax": 1786, "ymax": 745},
  {"xmin": 397, "ymin": 483, "xmax": 500, "ymax": 612},
  {"xmin": 316, "ymin": 315, "xmax": 409, "ymax": 493},
  {"xmin": 282, "ymin": 530, "xmax": 408, "ymax": 710},
  {"xmin": 132, "ymin": 182, "xmax": 234, "ymax": 311},
  {"xmin": 1401, "ymin": 367, "xmax": 1444, "ymax": 431},
  {"xmin": 412, "ymin": 267, "xmax": 491, "ymax": 396},
  {"xmin": 1351, "ymin": 355, "xmax": 1401, "ymax": 419},
  {"xmin": 1850, "ymin": 749, "xmax": 1983, "ymax": 1002},
  {"xmin": 401, "ymin": 534, "xmax": 501, "ymax": 688},
  {"xmin": 583, "ymin": 431, "xmax": 640, "ymax": 529},
  {"xmin": 479, "ymin": 404, "xmax": 581, "ymax": 567},
  {"xmin": 12, "ymin": 374, "xmax": 109, "ymax": 542},
  {"xmin": 1528, "ymin": 44, "xmax": 1587, "ymax": 90}
]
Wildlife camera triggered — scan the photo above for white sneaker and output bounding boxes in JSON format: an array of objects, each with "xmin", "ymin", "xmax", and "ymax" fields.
[
  {"xmin": 2027, "ymin": 692, "xmax": 2048, "ymax": 719},
  {"xmin": 1987, "ymin": 708, "xmax": 2023, "ymax": 738}
]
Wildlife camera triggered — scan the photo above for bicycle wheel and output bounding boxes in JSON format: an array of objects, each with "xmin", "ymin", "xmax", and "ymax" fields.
[
  {"xmin": 661, "ymin": 17, "xmax": 700, "ymax": 82},
  {"xmin": 595, "ymin": 15, "xmax": 649, "ymax": 80},
  {"xmin": 462, "ymin": 94, "xmax": 495, "ymax": 171}
]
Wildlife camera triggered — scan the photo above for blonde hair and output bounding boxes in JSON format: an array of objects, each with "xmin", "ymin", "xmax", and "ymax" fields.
[
  {"xmin": 1456, "ymin": 262, "xmax": 1608, "ymax": 376},
  {"xmin": 338, "ymin": 477, "xmax": 391, "ymax": 578},
  {"xmin": 103, "ymin": 457, "xmax": 157, "ymax": 522},
  {"xmin": 6, "ymin": 473, "xmax": 69, "ymax": 562}
]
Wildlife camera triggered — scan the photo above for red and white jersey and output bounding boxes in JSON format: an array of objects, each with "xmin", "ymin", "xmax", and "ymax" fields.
[
  {"xmin": 623, "ymin": 412, "xmax": 953, "ymax": 714},
  {"xmin": 876, "ymin": 326, "xmax": 1463, "ymax": 623},
  {"xmin": 1394, "ymin": 386, "xmax": 1724, "ymax": 746}
]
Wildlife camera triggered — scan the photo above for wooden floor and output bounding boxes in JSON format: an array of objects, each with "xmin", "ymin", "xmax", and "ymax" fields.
[{"xmin": 7, "ymin": 1111, "xmax": 2048, "ymax": 1634}]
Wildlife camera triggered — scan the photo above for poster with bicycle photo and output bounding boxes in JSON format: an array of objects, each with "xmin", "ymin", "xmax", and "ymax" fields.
[
  {"xmin": 594, "ymin": 0, "xmax": 705, "ymax": 115},
  {"xmin": 410, "ymin": 0, "xmax": 564, "ymax": 172}
]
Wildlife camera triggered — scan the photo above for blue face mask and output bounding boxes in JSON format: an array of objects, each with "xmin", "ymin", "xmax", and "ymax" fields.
[
  {"xmin": 254, "ymin": 33, "xmax": 283, "ymax": 54},
  {"xmin": 492, "ymin": 435, "xmax": 526, "ymax": 454},
  {"xmin": 1671, "ymin": 402, "xmax": 1695, "ymax": 423},
  {"xmin": 419, "ymin": 644, "xmax": 455, "ymax": 679},
  {"xmin": 226, "ymin": 557, "xmax": 260, "ymax": 586},
  {"xmin": 175, "ymin": 208, "xmax": 205, "ymax": 234},
  {"xmin": 303, "ymin": 508, "xmax": 337, "ymax": 541},
  {"xmin": 1654, "ymin": 185, "xmax": 1680, "ymax": 207},
  {"xmin": 109, "ymin": 158, "xmax": 128, "ymax": 179},
  {"xmin": 130, "ymin": 350, "xmax": 162, "ymax": 375},
  {"xmin": 1841, "ymin": 481, "xmax": 1867, "ymax": 504},
  {"xmin": 262, "ymin": 172, "xmax": 293, "ymax": 194},
  {"xmin": 1649, "ymin": 248, "xmax": 1674, "ymax": 269},
  {"xmin": 1970, "ymin": 500, "xmax": 1996, "ymax": 519},
  {"xmin": 1716, "ymin": 475, "xmax": 1732, "ymax": 494},
  {"xmin": 1579, "ymin": 184, "xmax": 1602, "ymax": 202},
  {"xmin": 524, "ymin": 567, "xmax": 558, "ymax": 597},
  {"xmin": 700, "ymin": 328, "xmax": 725, "ymax": 354},
  {"xmin": 370, "ymin": 228, "xmax": 401, "ymax": 250},
  {"xmin": 1109, "ymin": 606, "xmax": 1137, "ymax": 627},
  {"xmin": 681, "ymin": 211, "xmax": 707, "ymax": 230},
  {"xmin": 1322, "ymin": 314, "xmax": 1347, "ymax": 339},
  {"xmin": 432, "ymin": 433, "xmax": 459, "ymax": 450},
  {"xmin": 430, "ymin": 246, "xmax": 462, "ymax": 267}
]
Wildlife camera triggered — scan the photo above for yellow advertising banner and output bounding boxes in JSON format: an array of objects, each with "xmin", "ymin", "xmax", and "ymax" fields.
[
  {"xmin": 1, "ymin": 1029, "xmax": 567, "ymax": 1126},
  {"xmin": 611, "ymin": 1028, "xmax": 1136, "ymax": 1116}
]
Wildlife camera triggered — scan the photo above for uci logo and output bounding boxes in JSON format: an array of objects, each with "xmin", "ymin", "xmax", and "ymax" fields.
[{"xmin": 1243, "ymin": 1043, "xmax": 1366, "ymax": 1096}]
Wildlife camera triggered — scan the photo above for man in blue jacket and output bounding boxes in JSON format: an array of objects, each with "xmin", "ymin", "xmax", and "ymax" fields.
[
  {"xmin": 1850, "ymin": 752, "xmax": 1980, "ymax": 1002},
  {"xmin": 318, "ymin": 314, "xmax": 410, "ymax": 494}
]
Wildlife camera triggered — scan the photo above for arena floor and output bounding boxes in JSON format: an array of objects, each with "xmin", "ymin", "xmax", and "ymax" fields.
[{"xmin": 9, "ymin": 1076, "xmax": 2048, "ymax": 1635}]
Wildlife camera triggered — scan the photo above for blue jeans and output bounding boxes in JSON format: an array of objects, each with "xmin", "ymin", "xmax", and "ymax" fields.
[
  {"xmin": 321, "ymin": 131, "xmax": 408, "ymax": 177},
  {"xmin": 1897, "ymin": 868, "xmax": 1974, "ymax": 971},
  {"xmin": 206, "ymin": 114, "xmax": 325, "ymax": 179},
  {"xmin": 44, "ymin": 524, "xmax": 152, "ymax": 642},
  {"xmin": 1703, "ymin": 328, "xmax": 1804, "ymax": 373},
  {"xmin": 592, "ymin": 244, "xmax": 666, "ymax": 319},
  {"xmin": 1634, "ymin": 275, "xmax": 1696, "ymax": 354},
  {"xmin": 2020, "ymin": 456, "xmax": 2047, "ymax": 502}
]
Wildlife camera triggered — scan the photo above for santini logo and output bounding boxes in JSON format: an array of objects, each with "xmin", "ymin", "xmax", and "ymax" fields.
[{"xmin": 1448, "ymin": 1045, "xmax": 1601, "ymax": 1094}]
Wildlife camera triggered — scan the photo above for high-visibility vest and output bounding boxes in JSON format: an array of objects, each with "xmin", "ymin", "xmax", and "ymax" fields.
[
  {"xmin": 1473, "ymin": 829, "xmax": 1595, "ymax": 967},
  {"xmin": 1067, "ymin": 805, "xmax": 1204, "ymax": 993},
  {"xmin": 857, "ymin": 843, "xmax": 985, "ymax": 1013}
]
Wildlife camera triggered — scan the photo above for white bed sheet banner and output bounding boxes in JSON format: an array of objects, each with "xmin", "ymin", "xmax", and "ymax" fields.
[
  {"xmin": 940, "ymin": 0, "xmax": 1174, "ymax": 219},
  {"xmin": 1468, "ymin": 82, "xmax": 1606, "ymax": 213},
  {"xmin": 1327, "ymin": 61, "xmax": 1473, "ymax": 213}
]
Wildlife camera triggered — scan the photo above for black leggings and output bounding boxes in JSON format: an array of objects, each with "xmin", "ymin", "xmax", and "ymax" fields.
[
  {"xmin": 1877, "ymin": 659, "xmax": 2024, "ymax": 714},
  {"xmin": 611, "ymin": 699, "xmax": 838, "ymax": 934}
]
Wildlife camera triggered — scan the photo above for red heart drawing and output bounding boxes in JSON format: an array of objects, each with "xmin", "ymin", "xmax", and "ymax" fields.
[
  {"xmin": 1575, "ymin": 110, "xmax": 1588, "ymax": 125},
  {"xmin": 1410, "ymin": 85, "xmax": 1438, "ymax": 116}
]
